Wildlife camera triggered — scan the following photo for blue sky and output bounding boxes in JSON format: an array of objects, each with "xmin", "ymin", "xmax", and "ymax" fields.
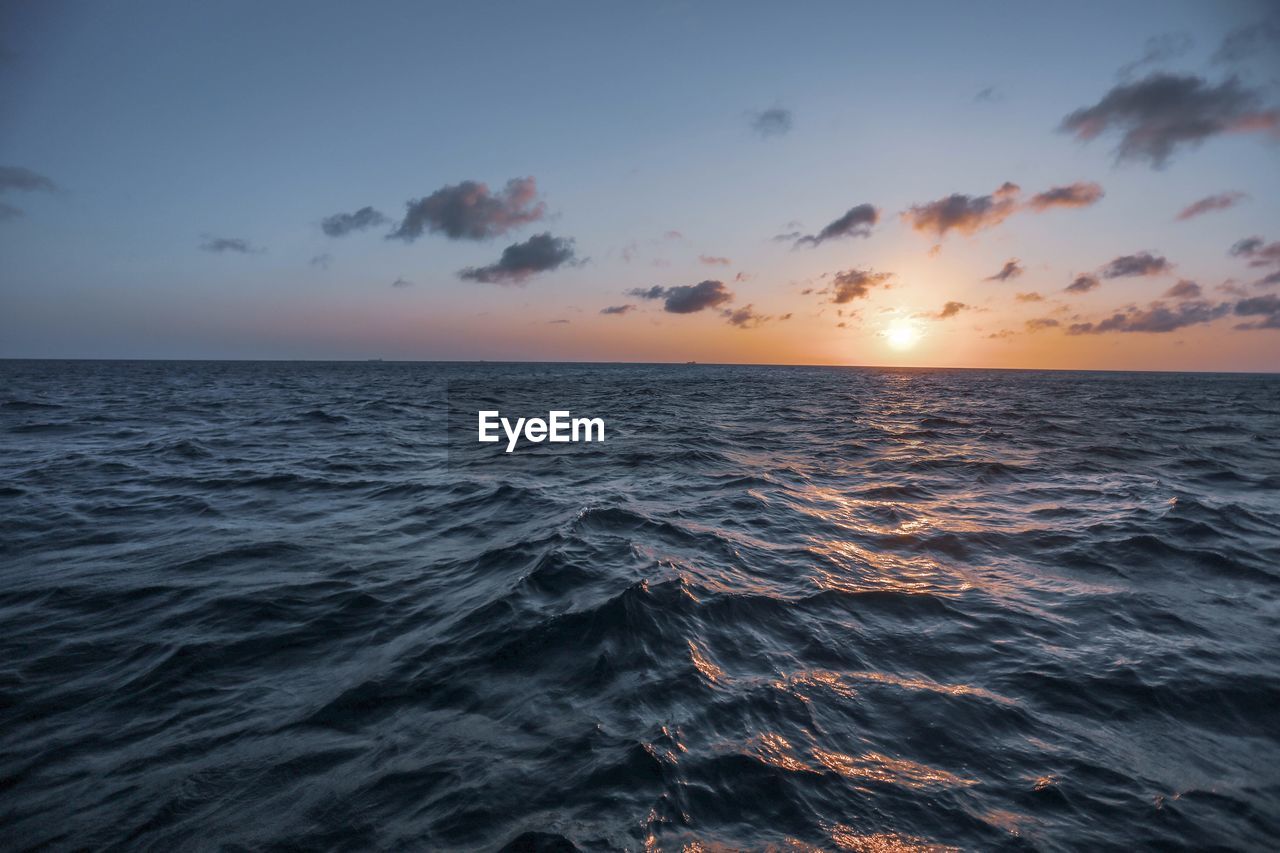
[{"xmin": 2, "ymin": 0, "xmax": 1279, "ymax": 368}]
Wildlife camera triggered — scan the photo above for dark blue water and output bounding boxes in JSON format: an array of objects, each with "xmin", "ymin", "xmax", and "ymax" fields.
[{"xmin": 2, "ymin": 361, "xmax": 1279, "ymax": 851}]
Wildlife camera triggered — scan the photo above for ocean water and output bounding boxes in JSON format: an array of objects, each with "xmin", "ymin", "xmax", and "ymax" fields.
[{"xmin": 2, "ymin": 360, "xmax": 1279, "ymax": 851}]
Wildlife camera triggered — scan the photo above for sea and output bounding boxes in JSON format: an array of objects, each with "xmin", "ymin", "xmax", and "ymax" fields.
[{"xmin": 2, "ymin": 360, "xmax": 1279, "ymax": 851}]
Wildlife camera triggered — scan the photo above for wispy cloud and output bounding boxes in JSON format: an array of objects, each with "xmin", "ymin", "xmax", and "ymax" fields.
[
  {"xmin": 0, "ymin": 165, "xmax": 57, "ymax": 221},
  {"xmin": 699, "ymin": 254, "xmax": 731, "ymax": 266},
  {"xmin": 723, "ymin": 304, "xmax": 769, "ymax": 328},
  {"xmin": 749, "ymin": 107, "xmax": 793, "ymax": 138},
  {"xmin": 600, "ymin": 304, "xmax": 635, "ymax": 315},
  {"xmin": 1176, "ymin": 191, "xmax": 1247, "ymax": 221},
  {"xmin": 903, "ymin": 182, "xmax": 1020, "ymax": 237},
  {"xmin": 1067, "ymin": 300, "xmax": 1229, "ymax": 334},
  {"xmin": 985, "ymin": 259, "xmax": 1023, "ymax": 282},
  {"xmin": 829, "ymin": 269, "xmax": 893, "ymax": 303},
  {"xmin": 1164, "ymin": 279, "xmax": 1202, "ymax": 300},
  {"xmin": 1065, "ymin": 274, "xmax": 1100, "ymax": 294},
  {"xmin": 200, "ymin": 236, "xmax": 259, "ymax": 254},
  {"xmin": 321, "ymin": 206, "xmax": 389, "ymax": 237},
  {"xmin": 1102, "ymin": 252, "xmax": 1170, "ymax": 278},
  {"xmin": 1027, "ymin": 182, "xmax": 1105, "ymax": 211},
  {"xmin": 790, "ymin": 204, "xmax": 879, "ymax": 247}
]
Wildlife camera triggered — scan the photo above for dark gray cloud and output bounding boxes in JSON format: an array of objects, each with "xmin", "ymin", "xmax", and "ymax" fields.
[
  {"xmin": 974, "ymin": 86, "xmax": 1002, "ymax": 103},
  {"xmin": 600, "ymin": 304, "xmax": 635, "ymax": 315},
  {"xmin": 1027, "ymin": 182, "xmax": 1105, "ymax": 211},
  {"xmin": 200, "ymin": 236, "xmax": 258, "ymax": 254},
  {"xmin": 1065, "ymin": 274, "xmax": 1100, "ymax": 294},
  {"xmin": 1176, "ymin": 191, "xmax": 1247, "ymax": 221},
  {"xmin": 749, "ymin": 107, "xmax": 793, "ymax": 138},
  {"xmin": 1234, "ymin": 294, "xmax": 1280, "ymax": 329},
  {"xmin": 903, "ymin": 182, "xmax": 1020, "ymax": 236},
  {"xmin": 1230, "ymin": 235, "xmax": 1280, "ymax": 286},
  {"xmin": 1025, "ymin": 317, "xmax": 1060, "ymax": 331},
  {"xmin": 389, "ymin": 177, "xmax": 545, "ymax": 242},
  {"xmin": 792, "ymin": 204, "xmax": 879, "ymax": 247},
  {"xmin": 1102, "ymin": 252, "xmax": 1170, "ymax": 278},
  {"xmin": 310, "ymin": 253, "xmax": 332, "ymax": 269},
  {"xmin": 1059, "ymin": 73, "xmax": 1280, "ymax": 167},
  {"xmin": 985, "ymin": 259, "xmax": 1023, "ymax": 282},
  {"xmin": 830, "ymin": 268, "xmax": 892, "ymax": 303},
  {"xmin": 1067, "ymin": 299, "xmax": 1229, "ymax": 334},
  {"xmin": 630, "ymin": 280, "xmax": 735, "ymax": 314},
  {"xmin": 1165, "ymin": 279, "xmax": 1202, "ymax": 299},
  {"xmin": 0, "ymin": 165, "xmax": 57, "ymax": 220},
  {"xmin": 391, "ymin": 277, "xmax": 413, "ymax": 288},
  {"xmin": 723, "ymin": 304, "xmax": 768, "ymax": 328},
  {"xmin": 321, "ymin": 206, "xmax": 389, "ymax": 237},
  {"xmin": 458, "ymin": 233, "xmax": 577, "ymax": 284}
]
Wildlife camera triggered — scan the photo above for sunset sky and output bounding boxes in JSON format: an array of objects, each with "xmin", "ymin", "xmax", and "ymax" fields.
[{"xmin": 2, "ymin": 0, "xmax": 1279, "ymax": 370}]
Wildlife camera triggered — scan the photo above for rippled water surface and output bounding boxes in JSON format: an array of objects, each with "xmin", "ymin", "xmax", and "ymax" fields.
[{"xmin": 3, "ymin": 361, "xmax": 1279, "ymax": 851}]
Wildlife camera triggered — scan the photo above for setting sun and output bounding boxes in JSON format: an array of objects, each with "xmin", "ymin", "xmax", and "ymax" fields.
[{"xmin": 885, "ymin": 320, "xmax": 921, "ymax": 351}]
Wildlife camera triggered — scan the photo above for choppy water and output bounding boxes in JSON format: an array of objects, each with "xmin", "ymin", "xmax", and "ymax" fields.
[{"xmin": 2, "ymin": 361, "xmax": 1279, "ymax": 851}]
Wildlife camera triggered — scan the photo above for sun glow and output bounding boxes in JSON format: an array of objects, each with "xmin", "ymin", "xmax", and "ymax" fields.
[{"xmin": 885, "ymin": 320, "xmax": 921, "ymax": 351}]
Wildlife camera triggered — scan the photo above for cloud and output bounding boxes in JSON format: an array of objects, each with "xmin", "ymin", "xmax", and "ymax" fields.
[
  {"xmin": 932, "ymin": 301, "xmax": 969, "ymax": 319},
  {"xmin": 1065, "ymin": 274, "xmax": 1100, "ymax": 294},
  {"xmin": 974, "ymin": 86, "xmax": 1002, "ymax": 103},
  {"xmin": 1025, "ymin": 317, "xmax": 1060, "ymax": 331},
  {"xmin": 321, "ymin": 206, "xmax": 389, "ymax": 237},
  {"xmin": 391, "ymin": 277, "xmax": 413, "ymax": 288},
  {"xmin": 1016, "ymin": 292, "xmax": 1044, "ymax": 302},
  {"xmin": 600, "ymin": 304, "xmax": 635, "ymax": 315},
  {"xmin": 903, "ymin": 182, "xmax": 1020, "ymax": 236},
  {"xmin": 389, "ymin": 177, "xmax": 545, "ymax": 242},
  {"xmin": 1067, "ymin": 299, "xmax": 1229, "ymax": 334},
  {"xmin": 985, "ymin": 259, "xmax": 1023, "ymax": 282},
  {"xmin": 200, "ymin": 236, "xmax": 258, "ymax": 254},
  {"xmin": 699, "ymin": 254, "xmax": 731, "ymax": 266},
  {"xmin": 1176, "ymin": 191, "xmax": 1247, "ymax": 221},
  {"xmin": 0, "ymin": 166, "xmax": 56, "ymax": 193},
  {"xmin": 1059, "ymin": 73, "xmax": 1280, "ymax": 167},
  {"xmin": 1164, "ymin": 279, "xmax": 1202, "ymax": 299},
  {"xmin": 310, "ymin": 253, "xmax": 332, "ymax": 269},
  {"xmin": 749, "ymin": 107, "xmax": 792, "ymax": 138},
  {"xmin": 1027, "ymin": 182, "xmax": 1105, "ymax": 211},
  {"xmin": 1118, "ymin": 32, "xmax": 1194, "ymax": 78},
  {"xmin": 723, "ymin": 304, "xmax": 768, "ymax": 328},
  {"xmin": 830, "ymin": 268, "xmax": 892, "ymax": 303},
  {"xmin": 1230, "ymin": 236, "xmax": 1280, "ymax": 267},
  {"xmin": 458, "ymin": 233, "xmax": 577, "ymax": 284},
  {"xmin": 1102, "ymin": 252, "xmax": 1170, "ymax": 278},
  {"xmin": 629, "ymin": 280, "xmax": 735, "ymax": 314},
  {"xmin": 0, "ymin": 165, "xmax": 57, "ymax": 220},
  {"xmin": 1234, "ymin": 294, "xmax": 1280, "ymax": 329},
  {"xmin": 1214, "ymin": 13, "xmax": 1280, "ymax": 64},
  {"xmin": 792, "ymin": 204, "xmax": 879, "ymax": 247}
]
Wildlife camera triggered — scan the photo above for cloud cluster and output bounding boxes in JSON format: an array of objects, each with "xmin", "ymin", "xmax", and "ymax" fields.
[
  {"xmin": 985, "ymin": 259, "xmax": 1023, "ymax": 282},
  {"xmin": 1234, "ymin": 294, "xmax": 1280, "ymax": 329},
  {"xmin": 389, "ymin": 177, "xmax": 545, "ymax": 242},
  {"xmin": 322, "ymin": 206, "xmax": 389, "ymax": 237},
  {"xmin": 458, "ymin": 233, "xmax": 577, "ymax": 284},
  {"xmin": 1059, "ymin": 73, "xmax": 1280, "ymax": 167},
  {"xmin": 829, "ymin": 268, "xmax": 893, "ymax": 303},
  {"xmin": 1067, "ymin": 299, "xmax": 1229, "ymax": 334},
  {"xmin": 628, "ymin": 280, "xmax": 735, "ymax": 314},
  {"xmin": 1176, "ymin": 191, "xmax": 1247, "ymax": 221},
  {"xmin": 723, "ymin": 304, "xmax": 768, "ymax": 328},
  {"xmin": 0, "ymin": 165, "xmax": 57, "ymax": 221},
  {"xmin": 904, "ymin": 180, "xmax": 1102, "ymax": 237},
  {"xmin": 749, "ymin": 107, "xmax": 793, "ymax": 138},
  {"xmin": 791, "ymin": 204, "xmax": 879, "ymax": 247},
  {"xmin": 1230, "ymin": 235, "xmax": 1280, "ymax": 286}
]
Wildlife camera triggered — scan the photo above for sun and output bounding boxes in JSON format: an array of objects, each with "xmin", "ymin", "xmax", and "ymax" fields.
[{"xmin": 885, "ymin": 320, "xmax": 921, "ymax": 351}]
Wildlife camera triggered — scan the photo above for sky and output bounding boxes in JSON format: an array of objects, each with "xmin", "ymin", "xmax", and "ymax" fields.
[{"xmin": 2, "ymin": 0, "xmax": 1279, "ymax": 370}]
